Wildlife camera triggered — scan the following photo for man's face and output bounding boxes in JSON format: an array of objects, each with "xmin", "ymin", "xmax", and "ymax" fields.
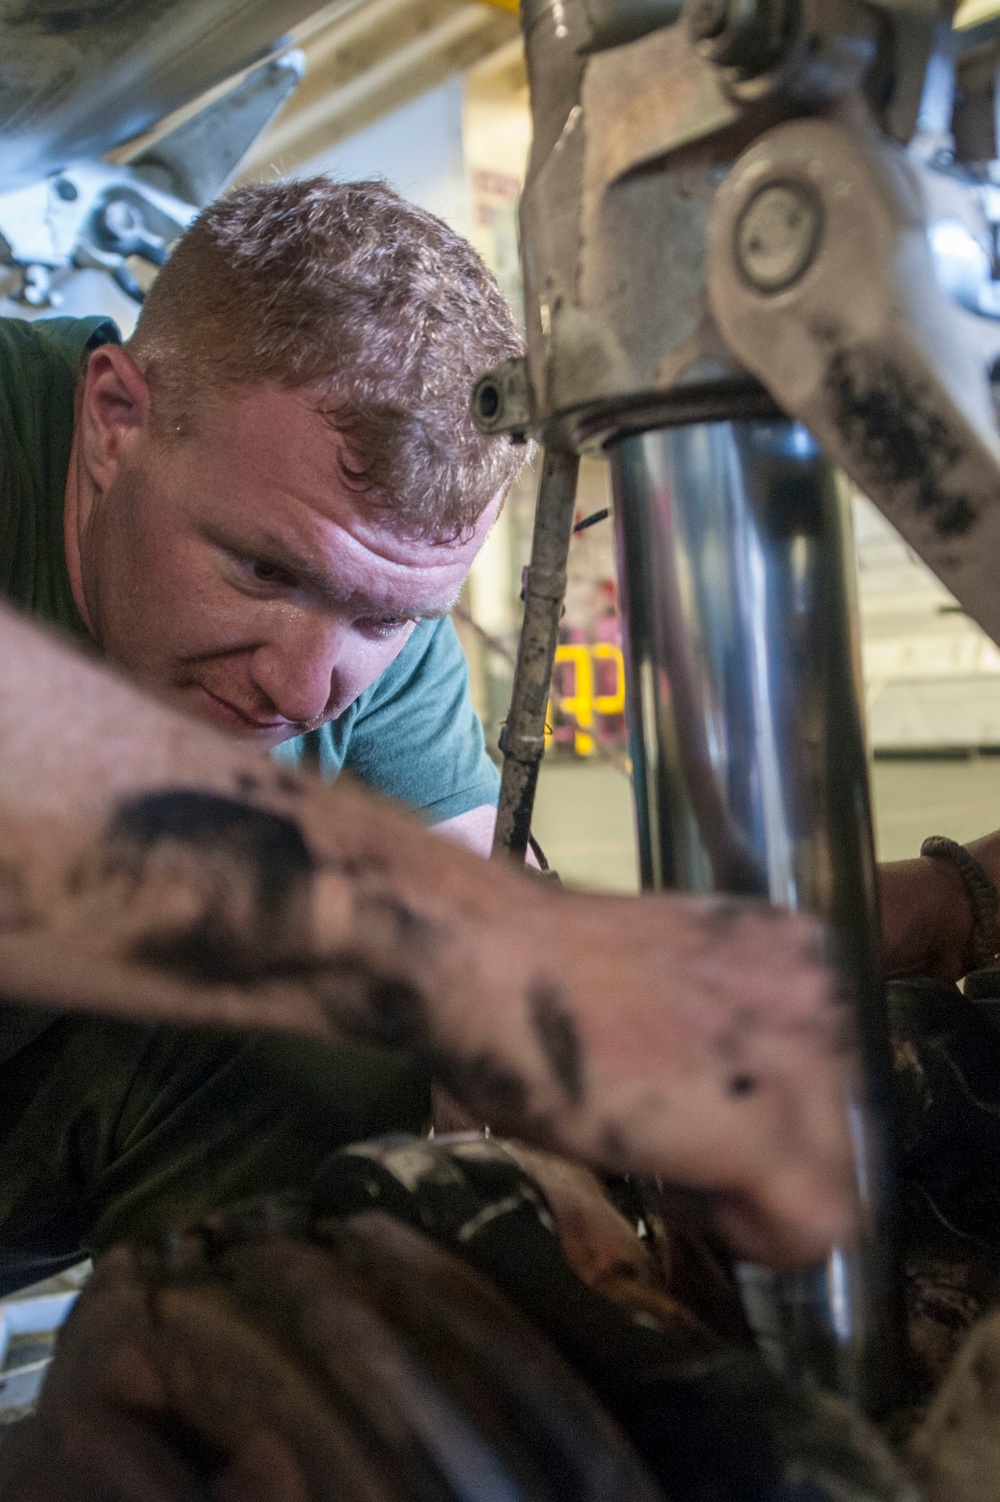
[{"xmin": 74, "ymin": 379, "xmax": 496, "ymax": 747}]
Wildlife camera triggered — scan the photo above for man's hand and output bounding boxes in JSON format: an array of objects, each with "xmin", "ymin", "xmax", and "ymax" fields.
[
  {"xmin": 877, "ymin": 829, "xmax": 1000, "ymax": 983},
  {"xmin": 460, "ymin": 888, "xmax": 853, "ymax": 1270},
  {"xmin": 0, "ymin": 603, "xmax": 855, "ymax": 1272},
  {"xmin": 433, "ymin": 805, "xmax": 497, "ymax": 856},
  {"xmin": 878, "ymin": 856, "xmax": 974, "ymax": 983},
  {"xmin": 433, "ymin": 805, "xmax": 542, "ymax": 869}
]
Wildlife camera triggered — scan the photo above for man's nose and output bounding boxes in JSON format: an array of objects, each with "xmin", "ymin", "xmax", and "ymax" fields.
[{"xmin": 250, "ymin": 614, "xmax": 347, "ymax": 725}]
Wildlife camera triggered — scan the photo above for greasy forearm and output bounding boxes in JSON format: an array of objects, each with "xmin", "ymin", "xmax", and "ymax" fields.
[
  {"xmin": 0, "ymin": 605, "xmax": 520, "ymax": 1032},
  {"xmin": 0, "ymin": 603, "xmax": 853, "ymax": 1267}
]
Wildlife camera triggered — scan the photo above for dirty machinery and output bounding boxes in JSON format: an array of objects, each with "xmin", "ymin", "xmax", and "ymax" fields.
[
  {"xmin": 3, "ymin": 0, "xmax": 1000, "ymax": 1497},
  {"xmin": 476, "ymin": 0, "xmax": 1000, "ymax": 1466},
  {"xmin": 0, "ymin": 0, "xmax": 316, "ymax": 311}
]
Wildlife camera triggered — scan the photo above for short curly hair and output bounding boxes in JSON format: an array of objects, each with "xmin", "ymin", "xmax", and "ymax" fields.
[{"xmin": 128, "ymin": 177, "xmax": 525, "ymax": 541}]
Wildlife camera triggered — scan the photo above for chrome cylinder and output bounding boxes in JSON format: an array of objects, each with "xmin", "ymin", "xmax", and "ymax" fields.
[{"xmin": 609, "ymin": 420, "xmax": 900, "ymax": 1415}]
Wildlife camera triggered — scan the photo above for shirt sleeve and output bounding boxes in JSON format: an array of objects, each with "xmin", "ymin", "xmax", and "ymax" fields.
[{"xmin": 342, "ymin": 617, "xmax": 501, "ymax": 823}]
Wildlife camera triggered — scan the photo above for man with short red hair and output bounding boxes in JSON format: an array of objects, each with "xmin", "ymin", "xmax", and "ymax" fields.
[{"xmin": 0, "ymin": 176, "xmax": 853, "ymax": 1293}]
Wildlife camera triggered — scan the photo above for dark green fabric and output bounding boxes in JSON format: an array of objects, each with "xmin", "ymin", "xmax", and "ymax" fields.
[
  {"xmin": 0, "ymin": 1015, "xmax": 430, "ymax": 1296},
  {"xmin": 0, "ymin": 315, "xmax": 119, "ymax": 640},
  {"xmin": 0, "ymin": 315, "xmax": 123, "ymax": 1066}
]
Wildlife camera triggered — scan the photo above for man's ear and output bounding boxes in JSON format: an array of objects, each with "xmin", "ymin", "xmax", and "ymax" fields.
[{"xmin": 77, "ymin": 344, "xmax": 151, "ymax": 495}]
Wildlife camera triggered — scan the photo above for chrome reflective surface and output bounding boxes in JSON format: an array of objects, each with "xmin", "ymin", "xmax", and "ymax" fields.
[{"xmin": 610, "ymin": 421, "xmax": 901, "ymax": 1414}]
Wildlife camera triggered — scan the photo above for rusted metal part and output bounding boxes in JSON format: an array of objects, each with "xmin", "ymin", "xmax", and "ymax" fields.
[
  {"xmin": 887, "ymin": 977, "xmax": 1000, "ymax": 1400},
  {"xmin": 706, "ymin": 111, "xmax": 1000, "ymax": 651},
  {"xmin": 0, "ymin": 1196, "xmax": 664, "ymax": 1501},
  {"xmin": 0, "ymin": 1137, "xmax": 919, "ymax": 1499},
  {"xmin": 470, "ymin": 0, "xmax": 957, "ymax": 461},
  {"xmin": 0, "ymin": 0, "xmax": 319, "ymax": 189},
  {"xmin": 491, "ymin": 448, "xmax": 579, "ymax": 863},
  {"xmin": 512, "ymin": 11, "xmax": 763, "ymax": 454},
  {"xmin": 486, "ymin": 0, "xmax": 926, "ymax": 457}
]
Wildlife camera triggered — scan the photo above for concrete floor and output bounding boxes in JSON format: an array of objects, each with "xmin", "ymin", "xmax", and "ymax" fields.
[
  {"xmin": 531, "ymin": 753, "xmax": 1000, "ymax": 891},
  {"xmin": 532, "ymin": 759, "xmax": 639, "ymax": 891}
]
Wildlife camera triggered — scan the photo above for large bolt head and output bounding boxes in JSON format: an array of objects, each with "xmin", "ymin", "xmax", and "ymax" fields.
[
  {"xmin": 734, "ymin": 180, "xmax": 823, "ymax": 294},
  {"xmin": 101, "ymin": 197, "xmax": 142, "ymax": 238}
]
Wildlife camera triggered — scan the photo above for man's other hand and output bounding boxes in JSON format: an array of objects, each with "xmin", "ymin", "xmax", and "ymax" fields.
[
  {"xmin": 877, "ymin": 833, "xmax": 1000, "ymax": 983},
  {"xmin": 433, "ymin": 805, "xmax": 497, "ymax": 857},
  {"xmin": 433, "ymin": 805, "xmax": 542, "ymax": 868}
]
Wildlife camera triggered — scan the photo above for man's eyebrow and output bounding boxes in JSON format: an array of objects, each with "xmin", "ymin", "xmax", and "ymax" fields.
[
  {"xmin": 204, "ymin": 525, "xmax": 337, "ymax": 603},
  {"xmin": 259, "ymin": 537, "xmax": 346, "ymax": 605},
  {"xmin": 210, "ymin": 527, "xmax": 460, "ymax": 619}
]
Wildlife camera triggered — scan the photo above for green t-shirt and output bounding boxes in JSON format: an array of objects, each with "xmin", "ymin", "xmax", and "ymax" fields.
[{"xmin": 0, "ymin": 315, "xmax": 499, "ymax": 1057}]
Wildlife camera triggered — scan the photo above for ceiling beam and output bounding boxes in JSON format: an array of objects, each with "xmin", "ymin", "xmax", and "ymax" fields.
[{"xmin": 239, "ymin": 0, "xmax": 519, "ymax": 178}]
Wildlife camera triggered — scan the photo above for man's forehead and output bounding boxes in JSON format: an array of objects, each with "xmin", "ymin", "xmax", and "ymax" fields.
[
  {"xmin": 243, "ymin": 520, "xmax": 468, "ymax": 616},
  {"xmin": 207, "ymin": 382, "xmax": 499, "ymax": 544},
  {"xmin": 196, "ymin": 380, "xmax": 499, "ymax": 602}
]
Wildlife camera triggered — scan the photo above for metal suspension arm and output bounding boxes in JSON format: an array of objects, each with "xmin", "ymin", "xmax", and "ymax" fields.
[{"xmin": 707, "ymin": 105, "xmax": 1000, "ymax": 650}]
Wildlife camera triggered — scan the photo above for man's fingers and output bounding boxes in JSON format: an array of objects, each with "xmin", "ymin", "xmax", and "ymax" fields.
[
  {"xmin": 712, "ymin": 1125, "xmax": 860, "ymax": 1268},
  {"xmin": 580, "ymin": 1083, "xmax": 857, "ymax": 1269},
  {"xmin": 527, "ymin": 895, "xmax": 861, "ymax": 1269}
]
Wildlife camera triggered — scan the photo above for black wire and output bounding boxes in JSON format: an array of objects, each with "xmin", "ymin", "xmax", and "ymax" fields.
[
  {"xmin": 527, "ymin": 833, "xmax": 551, "ymax": 872},
  {"xmin": 506, "ymin": 505, "xmax": 606, "ymax": 877},
  {"xmin": 572, "ymin": 507, "xmax": 610, "ymax": 534}
]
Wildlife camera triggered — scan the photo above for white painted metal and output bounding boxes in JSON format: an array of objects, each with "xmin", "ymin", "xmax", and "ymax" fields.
[
  {"xmin": 855, "ymin": 494, "xmax": 1000, "ymax": 751},
  {"xmin": 239, "ymin": 0, "xmax": 518, "ymax": 177},
  {"xmin": 0, "ymin": 1292, "xmax": 79, "ymax": 1417}
]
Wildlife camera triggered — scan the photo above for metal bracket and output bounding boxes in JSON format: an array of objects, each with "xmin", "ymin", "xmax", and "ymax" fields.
[
  {"xmin": 0, "ymin": 47, "xmax": 305, "ymax": 310},
  {"xmin": 0, "ymin": 163, "xmax": 197, "ymax": 308},
  {"xmin": 707, "ymin": 108, "xmax": 1000, "ymax": 646},
  {"xmin": 128, "ymin": 50, "xmax": 305, "ymax": 209}
]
